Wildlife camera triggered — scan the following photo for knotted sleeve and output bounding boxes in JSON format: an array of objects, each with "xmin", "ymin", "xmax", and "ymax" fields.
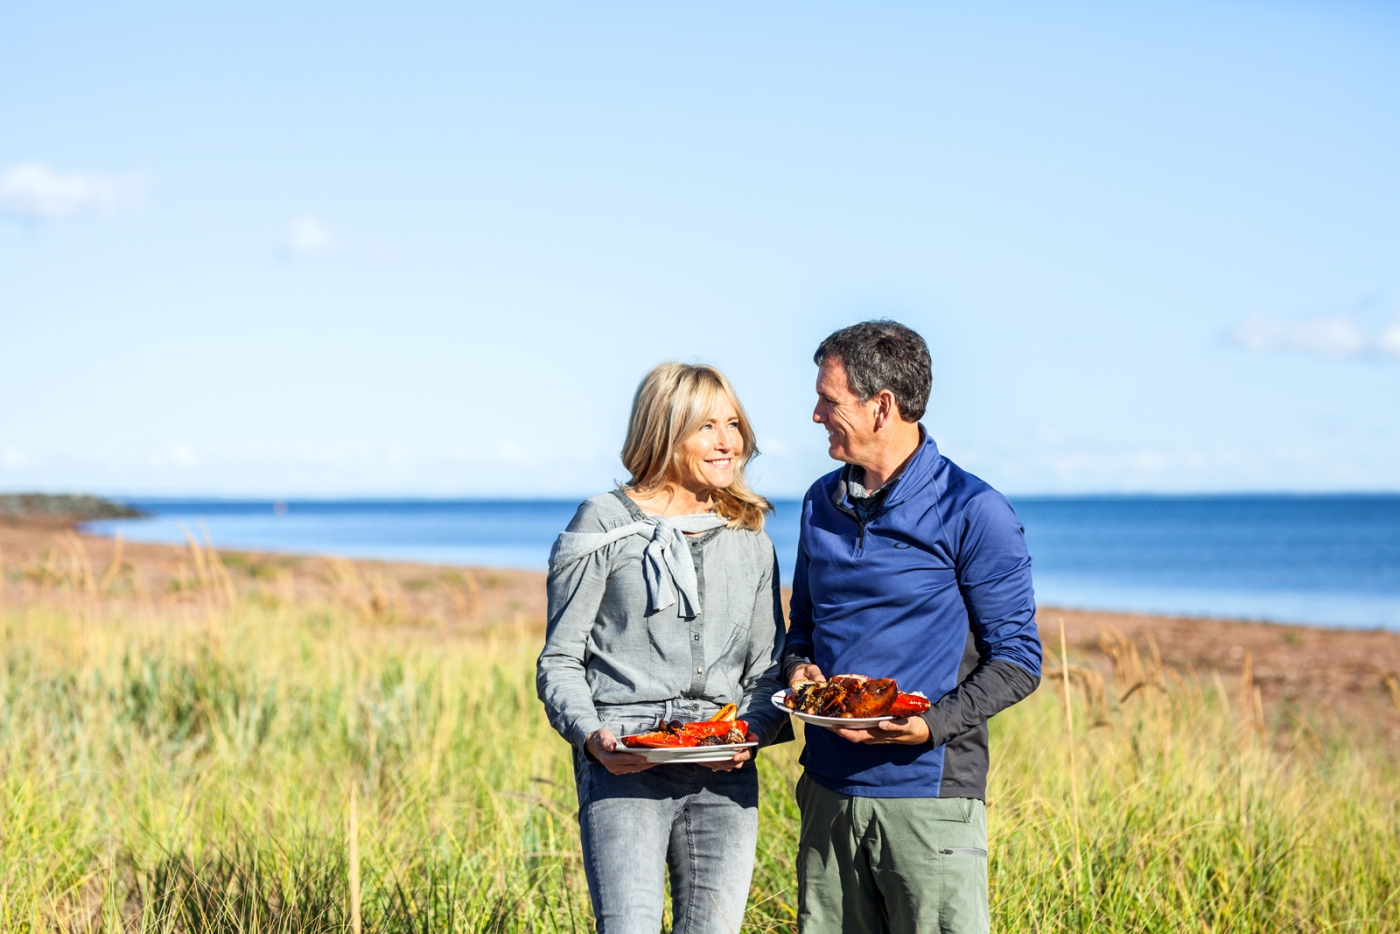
[{"xmin": 537, "ymin": 501, "xmax": 618, "ymax": 750}]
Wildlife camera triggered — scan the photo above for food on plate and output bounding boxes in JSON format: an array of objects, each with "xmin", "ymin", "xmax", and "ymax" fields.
[
  {"xmin": 787, "ymin": 675, "xmax": 898, "ymax": 718},
  {"xmin": 783, "ymin": 674, "xmax": 930, "ymax": 719},
  {"xmin": 886, "ymin": 691, "xmax": 932, "ymax": 717},
  {"xmin": 621, "ymin": 703, "xmax": 750, "ymax": 749}
]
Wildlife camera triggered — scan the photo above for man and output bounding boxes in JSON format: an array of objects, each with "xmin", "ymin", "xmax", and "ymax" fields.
[{"xmin": 786, "ymin": 320, "xmax": 1042, "ymax": 934}]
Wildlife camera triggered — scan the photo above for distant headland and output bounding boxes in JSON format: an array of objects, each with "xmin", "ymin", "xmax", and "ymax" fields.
[{"xmin": 0, "ymin": 493, "xmax": 144, "ymax": 524}]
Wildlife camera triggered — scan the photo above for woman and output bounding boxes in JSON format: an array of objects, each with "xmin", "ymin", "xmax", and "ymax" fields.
[{"xmin": 537, "ymin": 362, "xmax": 790, "ymax": 934}]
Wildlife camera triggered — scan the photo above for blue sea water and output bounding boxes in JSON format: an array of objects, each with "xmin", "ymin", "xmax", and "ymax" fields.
[{"xmin": 85, "ymin": 495, "xmax": 1400, "ymax": 631}]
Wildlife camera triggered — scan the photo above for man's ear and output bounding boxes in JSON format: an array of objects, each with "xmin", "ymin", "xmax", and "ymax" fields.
[{"xmin": 872, "ymin": 390, "xmax": 898, "ymax": 431}]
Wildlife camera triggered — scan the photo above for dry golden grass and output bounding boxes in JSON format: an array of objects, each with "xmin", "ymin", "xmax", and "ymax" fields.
[{"xmin": 0, "ymin": 534, "xmax": 1397, "ymax": 931}]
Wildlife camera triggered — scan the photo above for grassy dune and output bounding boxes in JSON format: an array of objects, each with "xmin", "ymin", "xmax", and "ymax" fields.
[{"xmin": 1, "ymin": 583, "xmax": 1397, "ymax": 931}]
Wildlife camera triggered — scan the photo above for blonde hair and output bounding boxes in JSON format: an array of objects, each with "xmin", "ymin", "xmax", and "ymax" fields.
[{"xmin": 621, "ymin": 362, "xmax": 771, "ymax": 532}]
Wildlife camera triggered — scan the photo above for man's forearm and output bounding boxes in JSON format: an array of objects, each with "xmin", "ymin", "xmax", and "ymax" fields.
[{"xmin": 920, "ymin": 659, "xmax": 1040, "ymax": 747}]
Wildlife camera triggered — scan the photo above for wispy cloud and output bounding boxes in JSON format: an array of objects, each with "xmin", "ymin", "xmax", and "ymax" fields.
[
  {"xmin": 960, "ymin": 439, "xmax": 1385, "ymax": 494},
  {"xmin": 278, "ymin": 214, "xmax": 395, "ymax": 262},
  {"xmin": 1379, "ymin": 320, "xmax": 1400, "ymax": 359},
  {"xmin": 1227, "ymin": 312, "xmax": 1400, "ymax": 361},
  {"xmin": 281, "ymin": 214, "xmax": 339, "ymax": 258},
  {"xmin": 0, "ymin": 161, "xmax": 149, "ymax": 221}
]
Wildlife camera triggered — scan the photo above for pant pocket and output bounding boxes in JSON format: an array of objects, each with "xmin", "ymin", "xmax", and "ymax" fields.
[
  {"xmin": 939, "ymin": 847, "xmax": 987, "ymax": 858},
  {"xmin": 572, "ymin": 747, "xmax": 593, "ymax": 806}
]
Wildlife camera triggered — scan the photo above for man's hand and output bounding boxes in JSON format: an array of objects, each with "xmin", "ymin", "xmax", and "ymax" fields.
[
  {"xmin": 829, "ymin": 716, "xmax": 931, "ymax": 746},
  {"xmin": 789, "ymin": 663, "xmax": 825, "ymax": 688},
  {"xmin": 586, "ymin": 729, "xmax": 657, "ymax": 775}
]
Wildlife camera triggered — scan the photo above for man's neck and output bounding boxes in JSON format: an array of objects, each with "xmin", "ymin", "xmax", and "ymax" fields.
[{"xmin": 854, "ymin": 422, "xmax": 922, "ymax": 492}]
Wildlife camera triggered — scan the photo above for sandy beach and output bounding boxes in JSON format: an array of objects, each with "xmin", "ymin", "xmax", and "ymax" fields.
[{"xmin": 5, "ymin": 518, "xmax": 1397, "ymax": 744}]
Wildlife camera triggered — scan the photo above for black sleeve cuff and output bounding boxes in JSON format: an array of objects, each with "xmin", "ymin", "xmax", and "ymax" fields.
[
  {"xmin": 921, "ymin": 659, "xmax": 1040, "ymax": 747},
  {"xmin": 781, "ymin": 651, "xmax": 813, "ymax": 685}
]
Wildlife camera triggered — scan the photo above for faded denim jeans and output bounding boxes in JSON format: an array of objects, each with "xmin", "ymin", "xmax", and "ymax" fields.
[{"xmin": 574, "ymin": 746, "xmax": 759, "ymax": 934}]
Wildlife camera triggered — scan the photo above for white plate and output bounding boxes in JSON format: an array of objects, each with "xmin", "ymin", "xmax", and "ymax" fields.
[
  {"xmin": 770, "ymin": 690, "xmax": 895, "ymax": 729},
  {"xmin": 617, "ymin": 741, "xmax": 758, "ymax": 764}
]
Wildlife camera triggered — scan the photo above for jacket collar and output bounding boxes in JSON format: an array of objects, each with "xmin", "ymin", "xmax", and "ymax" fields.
[{"xmin": 829, "ymin": 426, "xmax": 940, "ymax": 514}]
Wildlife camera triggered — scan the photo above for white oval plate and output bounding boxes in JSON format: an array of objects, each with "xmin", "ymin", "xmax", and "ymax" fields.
[
  {"xmin": 771, "ymin": 690, "xmax": 894, "ymax": 729},
  {"xmin": 616, "ymin": 741, "xmax": 758, "ymax": 764}
]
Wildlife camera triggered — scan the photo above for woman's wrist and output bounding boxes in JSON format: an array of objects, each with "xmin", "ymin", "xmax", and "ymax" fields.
[
  {"xmin": 575, "ymin": 721, "xmax": 604, "ymax": 751},
  {"xmin": 583, "ymin": 728, "xmax": 610, "ymax": 763}
]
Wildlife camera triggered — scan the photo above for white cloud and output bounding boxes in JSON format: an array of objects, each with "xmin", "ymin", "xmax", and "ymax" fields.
[
  {"xmin": 493, "ymin": 441, "xmax": 531, "ymax": 464},
  {"xmin": 1227, "ymin": 312, "xmax": 1400, "ymax": 361},
  {"xmin": 281, "ymin": 214, "xmax": 339, "ymax": 258},
  {"xmin": 278, "ymin": 214, "xmax": 396, "ymax": 262},
  {"xmin": 145, "ymin": 443, "xmax": 201, "ymax": 469},
  {"xmin": 0, "ymin": 161, "xmax": 148, "ymax": 220},
  {"xmin": 973, "ymin": 441, "xmax": 1385, "ymax": 494},
  {"xmin": 1378, "ymin": 321, "xmax": 1400, "ymax": 360}
]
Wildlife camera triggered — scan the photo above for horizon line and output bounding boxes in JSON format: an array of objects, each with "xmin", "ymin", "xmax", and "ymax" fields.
[{"xmin": 48, "ymin": 489, "xmax": 1400, "ymax": 504}]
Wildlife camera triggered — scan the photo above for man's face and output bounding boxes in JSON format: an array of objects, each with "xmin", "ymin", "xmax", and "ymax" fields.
[{"xmin": 813, "ymin": 358, "xmax": 879, "ymax": 465}]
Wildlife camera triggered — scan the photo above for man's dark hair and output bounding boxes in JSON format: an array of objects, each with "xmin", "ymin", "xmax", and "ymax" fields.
[{"xmin": 814, "ymin": 319, "xmax": 931, "ymax": 422}]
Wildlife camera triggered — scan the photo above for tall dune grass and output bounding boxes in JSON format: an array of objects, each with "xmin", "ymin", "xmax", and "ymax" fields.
[{"xmin": 0, "ymin": 596, "xmax": 1396, "ymax": 932}]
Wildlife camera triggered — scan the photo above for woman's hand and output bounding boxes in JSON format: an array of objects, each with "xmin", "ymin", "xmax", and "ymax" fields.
[
  {"xmin": 586, "ymin": 729, "xmax": 657, "ymax": 775},
  {"xmin": 701, "ymin": 730, "xmax": 757, "ymax": 771},
  {"xmin": 789, "ymin": 663, "xmax": 825, "ymax": 688}
]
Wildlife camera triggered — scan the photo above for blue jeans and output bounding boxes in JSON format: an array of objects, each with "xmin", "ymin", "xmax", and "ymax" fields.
[{"xmin": 573, "ymin": 747, "xmax": 759, "ymax": 934}]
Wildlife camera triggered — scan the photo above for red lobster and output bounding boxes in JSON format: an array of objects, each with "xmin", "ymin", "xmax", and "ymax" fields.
[
  {"xmin": 784, "ymin": 674, "xmax": 931, "ymax": 719},
  {"xmin": 621, "ymin": 703, "xmax": 750, "ymax": 748}
]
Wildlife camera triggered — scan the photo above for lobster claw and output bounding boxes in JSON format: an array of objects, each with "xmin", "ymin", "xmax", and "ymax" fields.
[
  {"xmin": 622, "ymin": 730, "xmax": 689, "ymax": 748},
  {"xmin": 887, "ymin": 692, "xmax": 931, "ymax": 717}
]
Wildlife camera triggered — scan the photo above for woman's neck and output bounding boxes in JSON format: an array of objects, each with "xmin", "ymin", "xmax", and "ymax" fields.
[{"xmin": 625, "ymin": 482, "xmax": 715, "ymax": 518}]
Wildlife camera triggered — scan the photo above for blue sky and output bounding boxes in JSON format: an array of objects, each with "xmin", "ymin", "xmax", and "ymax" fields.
[{"xmin": 2, "ymin": 2, "xmax": 1398, "ymax": 498}]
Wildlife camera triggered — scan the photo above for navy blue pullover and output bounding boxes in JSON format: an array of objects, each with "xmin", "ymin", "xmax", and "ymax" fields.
[{"xmin": 787, "ymin": 431, "xmax": 1042, "ymax": 799}]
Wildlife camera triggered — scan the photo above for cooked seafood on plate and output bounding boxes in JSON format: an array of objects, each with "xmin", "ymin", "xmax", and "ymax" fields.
[
  {"xmin": 772, "ymin": 675, "xmax": 930, "ymax": 727},
  {"xmin": 620, "ymin": 703, "xmax": 750, "ymax": 749}
]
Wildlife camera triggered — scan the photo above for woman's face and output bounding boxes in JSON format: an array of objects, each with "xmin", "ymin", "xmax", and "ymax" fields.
[{"xmin": 675, "ymin": 399, "xmax": 744, "ymax": 494}]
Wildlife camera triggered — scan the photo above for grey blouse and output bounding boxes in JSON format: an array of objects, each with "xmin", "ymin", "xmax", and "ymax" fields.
[{"xmin": 536, "ymin": 490, "xmax": 789, "ymax": 750}]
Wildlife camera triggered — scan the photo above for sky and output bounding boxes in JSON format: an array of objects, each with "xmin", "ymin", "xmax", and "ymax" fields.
[{"xmin": 2, "ymin": 1, "xmax": 1398, "ymax": 499}]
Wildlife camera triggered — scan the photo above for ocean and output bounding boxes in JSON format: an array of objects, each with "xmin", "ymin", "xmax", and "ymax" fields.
[{"xmin": 84, "ymin": 494, "xmax": 1400, "ymax": 631}]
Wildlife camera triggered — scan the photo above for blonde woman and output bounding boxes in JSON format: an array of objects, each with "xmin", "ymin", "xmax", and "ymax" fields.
[{"xmin": 537, "ymin": 362, "xmax": 790, "ymax": 934}]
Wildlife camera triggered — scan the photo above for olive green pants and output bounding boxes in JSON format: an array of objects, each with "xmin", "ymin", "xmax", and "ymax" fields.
[{"xmin": 796, "ymin": 773, "xmax": 989, "ymax": 934}]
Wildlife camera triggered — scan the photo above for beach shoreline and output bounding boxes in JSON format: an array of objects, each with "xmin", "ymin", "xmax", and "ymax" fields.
[{"xmin": 3, "ymin": 518, "xmax": 1397, "ymax": 741}]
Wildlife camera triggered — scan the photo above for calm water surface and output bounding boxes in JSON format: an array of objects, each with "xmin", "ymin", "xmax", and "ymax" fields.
[{"xmin": 86, "ymin": 495, "xmax": 1400, "ymax": 630}]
